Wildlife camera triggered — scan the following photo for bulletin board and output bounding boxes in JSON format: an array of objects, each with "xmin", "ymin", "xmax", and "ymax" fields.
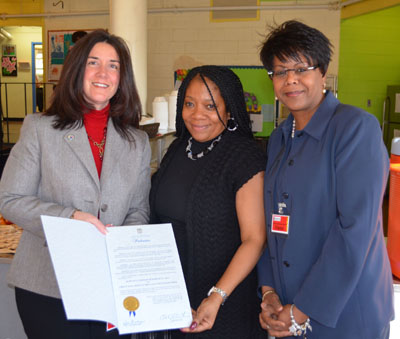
[
  {"xmin": 175, "ymin": 66, "xmax": 275, "ymax": 136},
  {"xmin": 47, "ymin": 29, "xmax": 93, "ymax": 82}
]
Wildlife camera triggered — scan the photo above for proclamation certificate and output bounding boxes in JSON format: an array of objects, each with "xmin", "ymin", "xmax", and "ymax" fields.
[
  {"xmin": 106, "ymin": 224, "xmax": 192, "ymax": 334},
  {"xmin": 41, "ymin": 216, "xmax": 192, "ymax": 335}
]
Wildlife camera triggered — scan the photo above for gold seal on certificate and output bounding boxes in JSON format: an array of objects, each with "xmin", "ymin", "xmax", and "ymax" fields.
[{"xmin": 123, "ymin": 296, "xmax": 140, "ymax": 316}]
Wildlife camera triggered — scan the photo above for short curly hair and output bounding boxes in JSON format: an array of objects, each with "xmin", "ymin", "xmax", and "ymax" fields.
[
  {"xmin": 260, "ymin": 20, "xmax": 333, "ymax": 76},
  {"xmin": 175, "ymin": 65, "xmax": 253, "ymax": 139}
]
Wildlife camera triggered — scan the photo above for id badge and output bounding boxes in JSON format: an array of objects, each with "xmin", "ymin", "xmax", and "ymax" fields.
[{"xmin": 271, "ymin": 214, "xmax": 290, "ymax": 235}]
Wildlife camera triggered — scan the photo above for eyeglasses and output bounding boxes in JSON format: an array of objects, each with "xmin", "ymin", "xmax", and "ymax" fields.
[{"xmin": 268, "ymin": 65, "xmax": 319, "ymax": 79}]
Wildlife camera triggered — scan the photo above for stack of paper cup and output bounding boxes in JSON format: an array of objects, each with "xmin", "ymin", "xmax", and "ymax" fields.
[
  {"xmin": 153, "ymin": 96, "xmax": 168, "ymax": 130},
  {"xmin": 168, "ymin": 90, "xmax": 178, "ymax": 130}
]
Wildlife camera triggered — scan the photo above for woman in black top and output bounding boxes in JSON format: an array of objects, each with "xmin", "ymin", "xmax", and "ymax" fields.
[{"xmin": 147, "ymin": 66, "xmax": 267, "ymax": 338}]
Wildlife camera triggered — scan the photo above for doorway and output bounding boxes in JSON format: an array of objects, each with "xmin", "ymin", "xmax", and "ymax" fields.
[{"xmin": 32, "ymin": 42, "xmax": 43, "ymax": 112}]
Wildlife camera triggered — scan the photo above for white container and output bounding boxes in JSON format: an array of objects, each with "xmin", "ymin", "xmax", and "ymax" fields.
[
  {"xmin": 152, "ymin": 96, "xmax": 168, "ymax": 130},
  {"xmin": 392, "ymin": 137, "xmax": 400, "ymax": 156},
  {"xmin": 168, "ymin": 90, "xmax": 178, "ymax": 130}
]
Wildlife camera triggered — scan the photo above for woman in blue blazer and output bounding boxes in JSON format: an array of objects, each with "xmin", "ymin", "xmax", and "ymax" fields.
[
  {"xmin": 0, "ymin": 30, "xmax": 151, "ymax": 339},
  {"xmin": 257, "ymin": 21, "xmax": 394, "ymax": 339}
]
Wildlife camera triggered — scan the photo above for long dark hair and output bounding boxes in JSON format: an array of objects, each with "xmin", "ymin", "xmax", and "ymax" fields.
[
  {"xmin": 175, "ymin": 65, "xmax": 253, "ymax": 139},
  {"xmin": 45, "ymin": 29, "xmax": 142, "ymax": 141},
  {"xmin": 260, "ymin": 20, "xmax": 333, "ymax": 76}
]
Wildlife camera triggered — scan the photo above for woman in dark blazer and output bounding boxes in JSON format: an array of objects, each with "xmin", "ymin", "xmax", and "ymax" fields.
[
  {"xmin": 0, "ymin": 30, "xmax": 151, "ymax": 339},
  {"xmin": 257, "ymin": 20, "xmax": 393, "ymax": 339}
]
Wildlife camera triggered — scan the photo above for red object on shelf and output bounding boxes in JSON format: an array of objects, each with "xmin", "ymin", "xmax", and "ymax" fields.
[
  {"xmin": 387, "ymin": 137, "xmax": 400, "ymax": 279},
  {"xmin": 391, "ymin": 153, "xmax": 400, "ymax": 164},
  {"xmin": 387, "ymin": 163, "xmax": 400, "ymax": 278}
]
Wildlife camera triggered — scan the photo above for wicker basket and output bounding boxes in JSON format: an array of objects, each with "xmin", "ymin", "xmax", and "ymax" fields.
[
  {"xmin": 139, "ymin": 122, "xmax": 160, "ymax": 138},
  {"xmin": 0, "ymin": 224, "xmax": 22, "ymax": 254}
]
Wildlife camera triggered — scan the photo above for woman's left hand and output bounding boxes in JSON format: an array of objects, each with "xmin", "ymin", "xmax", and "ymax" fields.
[
  {"xmin": 268, "ymin": 304, "xmax": 309, "ymax": 338},
  {"xmin": 180, "ymin": 294, "xmax": 222, "ymax": 333}
]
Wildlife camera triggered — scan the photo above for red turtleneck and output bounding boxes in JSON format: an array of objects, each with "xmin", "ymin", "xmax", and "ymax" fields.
[{"xmin": 83, "ymin": 104, "xmax": 109, "ymax": 178}]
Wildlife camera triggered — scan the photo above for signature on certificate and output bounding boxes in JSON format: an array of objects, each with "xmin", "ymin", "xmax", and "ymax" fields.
[{"xmin": 160, "ymin": 311, "xmax": 191, "ymax": 322}]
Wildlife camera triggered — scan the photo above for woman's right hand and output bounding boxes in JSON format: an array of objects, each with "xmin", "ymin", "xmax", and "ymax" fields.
[
  {"xmin": 71, "ymin": 210, "xmax": 108, "ymax": 235},
  {"xmin": 180, "ymin": 293, "xmax": 222, "ymax": 333}
]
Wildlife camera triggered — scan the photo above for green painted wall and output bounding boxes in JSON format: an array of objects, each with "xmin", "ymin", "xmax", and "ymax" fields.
[{"xmin": 338, "ymin": 5, "xmax": 400, "ymax": 123}]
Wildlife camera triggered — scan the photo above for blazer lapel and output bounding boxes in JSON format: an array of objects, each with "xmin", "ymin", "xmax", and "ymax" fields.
[
  {"xmin": 100, "ymin": 119, "xmax": 127, "ymax": 187},
  {"xmin": 63, "ymin": 126, "xmax": 100, "ymax": 189}
]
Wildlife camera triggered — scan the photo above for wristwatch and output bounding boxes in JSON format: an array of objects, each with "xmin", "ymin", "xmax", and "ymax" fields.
[{"xmin": 207, "ymin": 286, "xmax": 228, "ymax": 305}]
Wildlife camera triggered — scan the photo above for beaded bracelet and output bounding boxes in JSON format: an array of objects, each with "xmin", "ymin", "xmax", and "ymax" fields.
[{"xmin": 289, "ymin": 304, "xmax": 312, "ymax": 338}]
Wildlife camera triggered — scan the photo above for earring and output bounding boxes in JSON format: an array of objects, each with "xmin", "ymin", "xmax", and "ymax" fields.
[
  {"xmin": 323, "ymin": 84, "xmax": 327, "ymax": 94},
  {"xmin": 227, "ymin": 117, "xmax": 238, "ymax": 132}
]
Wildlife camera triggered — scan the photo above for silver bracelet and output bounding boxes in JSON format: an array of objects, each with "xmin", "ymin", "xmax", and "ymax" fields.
[
  {"xmin": 207, "ymin": 286, "xmax": 228, "ymax": 305},
  {"xmin": 289, "ymin": 304, "xmax": 312, "ymax": 338}
]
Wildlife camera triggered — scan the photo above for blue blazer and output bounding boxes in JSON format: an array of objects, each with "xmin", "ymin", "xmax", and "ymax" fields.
[{"xmin": 257, "ymin": 92, "xmax": 394, "ymax": 339}]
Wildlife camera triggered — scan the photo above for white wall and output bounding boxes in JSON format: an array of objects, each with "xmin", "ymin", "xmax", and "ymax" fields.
[
  {"xmin": 0, "ymin": 1, "xmax": 341, "ymax": 144},
  {"xmin": 42, "ymin": 0, "xmax": 340, "ymax": 115},
  {"xmin": 147, "ymin": 1, "xmax": 340, "ymax": 113}
]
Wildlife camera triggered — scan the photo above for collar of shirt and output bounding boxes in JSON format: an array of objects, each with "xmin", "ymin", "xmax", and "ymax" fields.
[{"xmin": 281, "ymin": 91, "xmax": 340, "ymax": 142}]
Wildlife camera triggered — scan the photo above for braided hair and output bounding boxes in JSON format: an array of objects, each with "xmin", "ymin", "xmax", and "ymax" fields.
[{"xmin": 175, "ymin": 65, "xmax": 253, "ymax": 139}]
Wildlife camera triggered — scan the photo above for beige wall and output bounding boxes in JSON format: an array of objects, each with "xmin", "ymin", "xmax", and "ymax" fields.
[
  {"xmin": 1, "ymin": 1, "xmax": 341, "ymax": 144},
  {"xmin": 1, "ymin": 26, "xmax": 42, "ymax": 143},
  {"xmin": 44, "ymin": 0, "xmax": 109, "ymax": 32},
  {"xmin": 42, "ymin": 0, "xmax": 340, "ymax": 114},
  {"xmin": 147, "ymin": 1, "xmax": 340, "ymax": 113}
]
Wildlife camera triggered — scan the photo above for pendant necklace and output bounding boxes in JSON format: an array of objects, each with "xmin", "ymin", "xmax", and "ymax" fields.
[
  {"xmin": 186, "ymin": 132, "xmax": 223, "ymax": 160},
  {"xmin": 87, "ymin": 127, "xmax": 107, "ymax": 161}
]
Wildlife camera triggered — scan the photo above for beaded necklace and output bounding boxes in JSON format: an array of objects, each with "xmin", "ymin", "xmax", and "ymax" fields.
[
  {"xmin": 186, "ymin": 132, "xmax": 223, "ymax": 160},
  {"xmin": 291, "ymin": 119, "xmax": 296, "ymax": 138}
]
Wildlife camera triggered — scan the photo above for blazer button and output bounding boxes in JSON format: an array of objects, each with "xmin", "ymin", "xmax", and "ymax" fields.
[
  {"xmin": 100, "ymin": 204, "xmax": 108, "ymax": 212},
  {"xmin": 288, "ymin": 159, "xmax": 294, "ymax": 166},
  {"xmin": 283, "ymin": 261, "xmax": 290, "ymax": 267},
  {"xmin": 282, "ymin": 192, "xmax": 289, "ymax": 199}
]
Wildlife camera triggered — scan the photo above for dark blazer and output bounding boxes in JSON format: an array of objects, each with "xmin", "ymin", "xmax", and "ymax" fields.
[
  {"xmin": 0, "ymin": 113, "xmax": 151, "ymax": 299},
  {"xmin": 257, "ymin": 92, "xmax": 394, "ymax": 339}
]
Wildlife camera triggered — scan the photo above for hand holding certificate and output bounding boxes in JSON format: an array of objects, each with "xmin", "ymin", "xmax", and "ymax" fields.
[{"xmin": 41, "ymin": 216, "xmax": 192, "ymax": 335}]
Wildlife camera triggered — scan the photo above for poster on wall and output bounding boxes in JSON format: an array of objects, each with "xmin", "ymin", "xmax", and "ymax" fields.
[
  {"xmin": 2, "ymin": 44, "xmax": 16, "ymax": 57},
  {"xmin": 48, "ymin": 29, "xmax": 92, "ymax": 82},
  {"xmin": 2, "ymin": 56, "xmax": 17, "ymax": 76}
]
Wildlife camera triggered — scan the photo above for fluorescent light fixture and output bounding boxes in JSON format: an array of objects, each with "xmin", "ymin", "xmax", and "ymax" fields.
[{"xmin": 0, "ymin": 28, "xmax": 13, "ymax": 40}]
